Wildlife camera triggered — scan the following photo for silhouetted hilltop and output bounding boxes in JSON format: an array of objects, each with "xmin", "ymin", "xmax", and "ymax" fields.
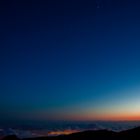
[
  {"xmin": 118, "ymin": 126, "xmax": 140, "ymax": 139},
  {"xmin": 2, "ymin": 127, "xmax": 140, "ymax": 140},
  {"xmin": 2, "ymin": 135, "xmax": 20, "ymax": 140}
]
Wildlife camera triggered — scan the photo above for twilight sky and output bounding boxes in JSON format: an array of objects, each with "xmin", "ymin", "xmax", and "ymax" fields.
[{"xmin": 1, "ymin": 0, "xmax": 140, "ymax": 121}]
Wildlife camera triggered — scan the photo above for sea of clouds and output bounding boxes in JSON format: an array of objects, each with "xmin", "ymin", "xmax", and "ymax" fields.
[{"xmin": 1, "ymin": 121, "xmax": 140, "ymax": 139}]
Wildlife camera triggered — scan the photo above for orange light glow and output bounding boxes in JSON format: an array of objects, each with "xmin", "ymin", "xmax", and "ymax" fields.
[{"xmin": 47, "ymin": 129, "xmax": 80, "ymax": 136}]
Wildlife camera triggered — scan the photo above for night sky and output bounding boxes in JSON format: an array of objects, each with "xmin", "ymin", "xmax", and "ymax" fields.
[{"xmin": 1, "ymin": 0, "xmax": 140, "ymax": 121}]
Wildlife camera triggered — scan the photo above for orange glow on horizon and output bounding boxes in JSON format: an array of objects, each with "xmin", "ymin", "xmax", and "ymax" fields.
[
  {"xmin": 50, "ymin": 113, "xmax": 140, "ymax": 121},
  {"xmin": 36, "ymin": 107, "xmax": 140, "ymax": 122}
]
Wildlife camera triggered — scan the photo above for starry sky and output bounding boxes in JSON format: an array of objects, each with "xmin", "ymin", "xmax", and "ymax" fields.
[{"xmin": 1, "ymin": 0, "xmax": 140, "ymax": 122}]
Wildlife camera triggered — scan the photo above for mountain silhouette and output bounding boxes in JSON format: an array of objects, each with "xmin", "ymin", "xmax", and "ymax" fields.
[
  {"xmin": 2, "ymin": 126, "xmax": 140, "ymax": 140},
  {"xmin": 2, "ymin": 135, "xmax": 20, "ymax": 140}
]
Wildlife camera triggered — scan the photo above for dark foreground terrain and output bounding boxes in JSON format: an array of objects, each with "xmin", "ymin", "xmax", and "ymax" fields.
[{"xmin": 3, "ymin": 126, "xmax": 140, "ymax": 140}]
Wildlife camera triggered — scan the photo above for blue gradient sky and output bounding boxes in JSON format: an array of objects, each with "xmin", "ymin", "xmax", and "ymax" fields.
[{"xmin": 1, "ymin": 0, "xmax": 140, "ymax": 121}]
